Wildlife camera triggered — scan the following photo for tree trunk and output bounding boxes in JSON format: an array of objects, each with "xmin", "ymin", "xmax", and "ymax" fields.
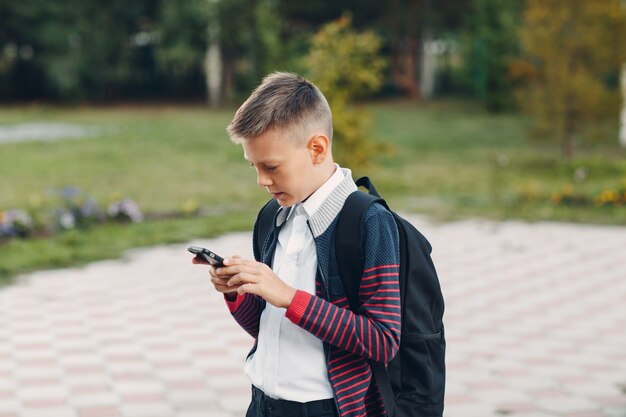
[
  {"xmin": 204, "ymin": 41, "xmax": 222, "ymax": 107},
  {"xmin": 562, "ymin": 115, "xmax": 575, "ymax": 159},
  {"xmin": 619, "ymin": 62, "xmax": 626, "ymax": 148},
  {"xmin": 420, "ymin": 29, "xmax": 435, "ymax": 99},
  {"xmin": 391, "ymin": 37, "xmax": 420, "ymax": 97},
  {"xmin": 205, "ymin": 0, "xmax": 222, "ymax": 107},
  {"xmin": 388, "ymin": 0, "xmax": 420, "ymax": 97},
  {"xmin": 222, "ymin": 56, "xmax": 235, "ymax": 103}
]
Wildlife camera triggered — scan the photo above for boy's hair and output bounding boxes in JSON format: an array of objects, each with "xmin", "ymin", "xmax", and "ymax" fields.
[{"xmin": 227, "ymin": 72, "xmax": 332, "ymax": 144}]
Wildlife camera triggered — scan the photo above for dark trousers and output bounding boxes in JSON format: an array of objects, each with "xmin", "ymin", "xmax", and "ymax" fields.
[{"xmin": 246, "ymin": 386, "xmax": 339, "ymax": 417}]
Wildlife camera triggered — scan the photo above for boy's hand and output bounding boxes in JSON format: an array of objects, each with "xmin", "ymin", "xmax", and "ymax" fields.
[
  {"xmin": 192, "ymin": 255, "xmax": 242, "ymax": 297},
  {"xmin": 218, "ymin": 258, "xmax": 297, "ymax": 309}
]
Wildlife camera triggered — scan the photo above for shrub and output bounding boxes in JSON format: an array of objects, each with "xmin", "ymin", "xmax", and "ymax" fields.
[{"xmin": 306, "ymin": 15, "xmax": 386, "ymax": 169}]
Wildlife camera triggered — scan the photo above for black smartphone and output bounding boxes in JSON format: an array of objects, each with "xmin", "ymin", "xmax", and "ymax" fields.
[{"xmin": 187, "ymin": 245, "xmax": 225, "ymax": 267}]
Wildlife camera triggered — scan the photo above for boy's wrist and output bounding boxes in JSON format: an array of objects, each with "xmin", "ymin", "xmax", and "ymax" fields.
[{"xmin": 281, "ymin": 287, "xmax": 297, "ymax": 309}]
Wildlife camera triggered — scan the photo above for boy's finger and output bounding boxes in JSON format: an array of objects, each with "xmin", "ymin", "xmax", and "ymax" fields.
[
  {"xmin": 222, "ymin": 256, "xmax": 254, "ymax": 266},
  {"xmin": 227, "ymin": 272, "xmax": 257, "ymax": 287},
  {"xmin": 192, "ymin": 256, "xmax": 209, "ymax": 265},
  {"xmin": 211, "ymin": 276, "xmax": 230, "ymax": 285},
  {"xmin": 237, "ymin": 283, "xmax": 256, "ymax": 296},
  {"xmin": 213, "ymin": 283, "xmax": 241, "ymax": 294},
  {"xmin": 216, "ymin": 265, "xmax": 245, "ymax": 275}
]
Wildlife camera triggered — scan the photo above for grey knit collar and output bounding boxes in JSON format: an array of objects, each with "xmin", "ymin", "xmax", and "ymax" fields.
[{"xmin": 275, "ymin": 168, "xmax": 357, "ymax": 237}]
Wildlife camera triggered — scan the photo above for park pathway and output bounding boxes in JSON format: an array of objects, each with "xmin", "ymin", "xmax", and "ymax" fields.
[{"xmin": 0, "ymin": 216, "xmax": 625, "ymax": 417}]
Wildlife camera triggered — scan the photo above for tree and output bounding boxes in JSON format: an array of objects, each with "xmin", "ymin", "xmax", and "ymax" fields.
[
  {"xmin": 155, "ymin": 0, "xmax": 210, "ymax": 99},
  {"xmin": 0, "ymin": 0, "xmax": 161, "ymax": 101},
  {"xmin": 158, "ymin": 0, "xmax": 283, "ymax": 105},
  {"xmin": 306, "ymin": 16, "xmax": 386, "ymax": 169},
  {"xmin": 515, "ymin": 0, "xmax": 626, "ymax": 158},
  {"xmin": 0, "ymin": 0, "xmax": 282, "ymax": 102},
  {"xmin": 463, "ymin": 0, "xmax": 522, "ymax": 111},
  {"xmin": 618, "ymin": 0, "xmax": 626, "ymax": 148},
  {"xmin": 621, "ymin": 61, "xmax": 626, "ymax": 147}
]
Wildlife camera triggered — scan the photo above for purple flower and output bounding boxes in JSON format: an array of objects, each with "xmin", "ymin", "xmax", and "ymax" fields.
[
  {"xmin": 107, "ymin": 199, "xmax": 143, "ymax": 223},
  {"xmin": 0, "ymin": 209, "xmax": 34, "ymax": 238},
  {"xmin": 80, "ymin": 198, "xmax": 105, "ymax": 221},
  {"xmin": 59, "ymin": 186, "xmax": 81, "ymax": 200}
]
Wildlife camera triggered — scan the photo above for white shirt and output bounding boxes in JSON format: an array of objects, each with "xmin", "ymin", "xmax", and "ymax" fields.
[{"xmin": 245, "ymin": 164, "xmax": 345, "ymax": 401}]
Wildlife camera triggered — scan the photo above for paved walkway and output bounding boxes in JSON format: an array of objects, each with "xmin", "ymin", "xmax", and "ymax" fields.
[{"xmin": 0, "ymin": 216, "xmax": 625, "ymax": 417}]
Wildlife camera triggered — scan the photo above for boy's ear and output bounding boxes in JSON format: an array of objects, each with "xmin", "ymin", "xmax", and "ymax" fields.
[{"xmin": 307, "ymin": 134, "xmax": 330, "ymax": 164}]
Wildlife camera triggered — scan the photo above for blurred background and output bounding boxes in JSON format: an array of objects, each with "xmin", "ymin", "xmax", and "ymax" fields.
[
  {"xmin": 1, "ymin": 2, "xmax": 626, "ymax": 417},
  {"xmin": 1, "ymin": 0, "xmax": 625, "ymax": 278}
]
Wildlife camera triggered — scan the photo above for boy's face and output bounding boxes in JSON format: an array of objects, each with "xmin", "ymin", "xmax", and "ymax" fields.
[{"xmin": 242, "ymin": 127, "xmax": 328, "ymax": 207}]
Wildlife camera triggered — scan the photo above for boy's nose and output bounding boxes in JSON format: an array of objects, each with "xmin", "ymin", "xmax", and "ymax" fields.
[{"xmin": 257, "ymin": 173, "xmax": 272, "ymax": 187}]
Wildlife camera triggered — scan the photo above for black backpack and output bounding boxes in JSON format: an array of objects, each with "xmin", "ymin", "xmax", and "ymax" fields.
[{"xmin": 254, "ymin": 177, "xmax": 445, "ymax": 417}]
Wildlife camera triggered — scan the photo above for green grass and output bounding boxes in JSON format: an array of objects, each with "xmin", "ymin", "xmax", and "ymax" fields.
[
  {"xmin": 1, "ymin": 100, "xmax": 625, "ymax": 283},
  {"xmin": 0, "ymin": 105, "xmax": 265, "ymax": 212},
  {"xmin": 364, "ymin": 100, "xmax": 626, "ymax": 223}
]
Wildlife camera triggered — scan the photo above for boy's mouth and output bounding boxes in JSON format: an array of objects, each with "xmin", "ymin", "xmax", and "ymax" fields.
[{"xmin": 271, "ymin": 192, "xmax": 283, "ymax": 199}]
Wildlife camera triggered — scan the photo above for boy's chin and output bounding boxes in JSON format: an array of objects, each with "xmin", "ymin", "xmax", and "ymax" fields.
[
  {"xmin": 274, "ymin": 193, "xmax": 298, "ymax": 207},
  {"xmin": 275, "ymin": 196, "xmax": 293, "ymax": 207}
]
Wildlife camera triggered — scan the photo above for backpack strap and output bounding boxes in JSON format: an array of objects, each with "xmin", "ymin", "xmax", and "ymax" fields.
[
  {"xmin": 253, "ymin": 198, "xmax": 280, "ymax": 262},
  {"xmin": 336, "ymin": 176, "xmax": 396, "ymax": 417},
  {"xmin": 336, "ymin": 183, "xmax": 382, "ymax": 311}
]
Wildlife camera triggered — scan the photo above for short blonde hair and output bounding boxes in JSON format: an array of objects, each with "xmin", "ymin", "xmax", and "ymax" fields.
[{"xmin": 226, "ymin": 72, "xmax": 332, "ymax": 144}]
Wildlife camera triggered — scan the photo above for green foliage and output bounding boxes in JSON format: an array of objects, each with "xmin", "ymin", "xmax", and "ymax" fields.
[
  {"xmin": 229, "ymin": 0, "xmax": 285, "ymax": 96},
  {"xmin": 35, "ymin": 1, "xmax": 153, "ymax": 99},
  {"xmin": 306, "ymin": 16, "xmax": 386, "ymax": 169},
  {"xmin": 0, "ymin": 0, "xmax": 284, "ymax": 101},
  {"xmin": 461, "ymin": 0, "xmax": 522, "ymax": 111},
  {"xmin": 156, "ymin": 0, "xmax": 209, "ymax": 79},
  {"xmin": 515, "ymin": 0, "xmax": 626, "ymax": 158}
]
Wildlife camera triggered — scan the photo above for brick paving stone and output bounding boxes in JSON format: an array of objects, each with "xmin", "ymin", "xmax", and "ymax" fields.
[
  {"xmin": 0, "ymin": 399, "xmax": 19, "ymax": 414},
  {"xmin": 176, "ymin": 410, "xmax": 232, "ymax": 417},
  {"xmin": 503, "ymin": 414, "xmax": 558, "ymax": 417},
  {"xmin": 495, "ymin": 402, "xmax": 541, "ymax": 414},
  {"xmin": 445, "ymin": 402, "xmax": 498, "ymax": 417},
  {"xmin": 537, "ymin": 396, "xmax": 602, "ymax": 414},
  {"xmin": 602, "ymin": 406, "xmax": 626, "ymax": 417},
  {"xmin": 471, "ymin": 388, "xmax": 532, "ymax": 404},
  {"xmin": 563, "ymin": 412, "xmax": 607, "ymax": 417},
  {"xmin": 20, "ymin": 408, "xmax": 78, "ymax": 417},
  {"xmin": 166, "ymin": 388, "xmax": 217, "ymax": 406},
  {"xmin": 445, "ymin": 394, "xmax": 475, "ymax": 404},
  {"xmin": 118, "ymin": 402, "xmax": 174, "ymax": 417},
  {"xmin": 76, "ymin": 406, "xmax": 121, "ymax": 417},
  {"xmin": 68, "ymin": 392, "xmax": 119, "ymax": 408}
]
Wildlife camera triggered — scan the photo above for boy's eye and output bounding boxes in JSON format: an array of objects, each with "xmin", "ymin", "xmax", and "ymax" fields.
[{"xmin": 265, "ymin": 165, "xmax": 278, "ymax": 171}]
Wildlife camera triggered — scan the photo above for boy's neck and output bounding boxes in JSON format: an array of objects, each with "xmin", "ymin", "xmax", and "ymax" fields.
[
  {"xmin": 316, "ymin": 161, "xmax": 338, "ymax": 188},
  {"xmin": 302, "ymin": 162, "xmax": 338, "ymax": 204}
]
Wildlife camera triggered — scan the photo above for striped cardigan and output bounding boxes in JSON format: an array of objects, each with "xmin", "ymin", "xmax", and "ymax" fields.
[{"xmin": 226, "ymin": 171, "xmax": 401, "ymax": 417}]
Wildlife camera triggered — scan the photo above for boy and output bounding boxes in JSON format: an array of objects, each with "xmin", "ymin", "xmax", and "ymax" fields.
[{"xmin": 194, "ymin": 72, "xmax": 400, "ymax": 417}]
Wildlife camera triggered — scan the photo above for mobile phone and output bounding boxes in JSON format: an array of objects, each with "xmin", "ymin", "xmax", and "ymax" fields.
[{"xmin": 187, "ymin": 245, "xmax": 225, "ymax": 267}]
